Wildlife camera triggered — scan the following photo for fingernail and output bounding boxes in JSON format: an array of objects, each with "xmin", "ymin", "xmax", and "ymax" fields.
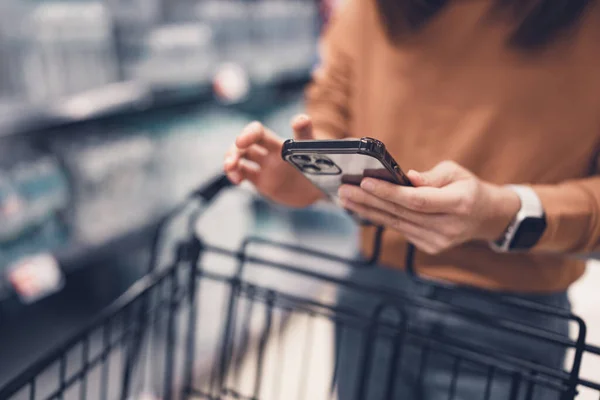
[
  {"xmin": 361, "ymin": 179, "xmax": 375, "ymax": 191},
  {"xmin": 242, "ymin": 122, "xmax": 259, "ymax": 137},
  {"xmin": 409, "ymin": 170, "xmax": 422, "ymax": 179},
  {"xmin": 224, "ymin": 156, "xmax": 234, "ymax": 166},
  {"xmin": 229, "ymin": 171, "xmax": 241, "ymax": 183}
]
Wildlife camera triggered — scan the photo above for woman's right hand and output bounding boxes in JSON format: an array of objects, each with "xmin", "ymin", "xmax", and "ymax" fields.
[{"xmin": 223, "ymin": 114, "xmax": 325, "ymax": 208}]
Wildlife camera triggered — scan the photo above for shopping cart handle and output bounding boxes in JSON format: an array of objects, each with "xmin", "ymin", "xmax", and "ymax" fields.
[{"xmin": 191, "ymin": 173, "xmax": 234, "ymax": 203}]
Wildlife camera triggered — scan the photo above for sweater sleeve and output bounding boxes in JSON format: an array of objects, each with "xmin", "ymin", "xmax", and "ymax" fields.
[
  {"xmin": 305, "ymin": 0, "xmax": 360, "ymax": 139},
  {"xmin": 531, "ymin": 173, "xmax": 600, "ymax": 254}
]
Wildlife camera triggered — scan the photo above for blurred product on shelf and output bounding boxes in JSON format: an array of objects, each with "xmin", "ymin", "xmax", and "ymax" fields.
[
  {"xmin": 132, "ymin": 0, "xmax": 320, "ymax": 90},
  {"xmin": 0, "ymin": 143, "xmax": 70, "ymax": 285},
  {"xmin": 213, "ymin": 62, "xmax": 251, "ymax": 104},
  {"xmin": 22, "ymin": 2, "xmax": 118, "ymax": 102},
  {"xmin": 7, "ymin": 253, "xmax": 65, "ymax": 304},
  {"xmin": 0, "ymin": 173, "xmax": 26, "ymax": 242},
  {"xmin": 1, "ymin": 156, "xmax": 69, "ymax": 240},
  {"xmin": 106, "ymin": 0, "xmax": 162, "ymax": 78},
  {"xmin": 132, "ymin": 23, "xmax": 215, "ymax": 88},
  {"xmin": 247, "ymin": 0, "xmax": 319, "ymax": 83},
  {"xmin": 195, "ymin": 0, "xmax": 251, "ymax": 66},
  {"xmin": 0, "ymin": 0, "xmax": 28, "ymax": 102},
  {"xmin": 52, "ymin": 128, "xmax": 159, "ymax": 245}
]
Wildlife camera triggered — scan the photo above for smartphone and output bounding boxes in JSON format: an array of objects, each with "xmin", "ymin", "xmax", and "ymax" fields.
[{"xmin": 281, "ymin": 137, "xmax": 411, "ymax": 205}]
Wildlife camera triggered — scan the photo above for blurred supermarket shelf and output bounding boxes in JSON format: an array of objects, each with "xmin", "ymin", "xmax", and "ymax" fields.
[
  {"xmin": 0, "ymin": 73, "xmax": 311, "ymax": 141},
  {"xmin": 0, "ymin": 0, "xmax": 319, "ymax": 122},
  {"xmin": 0, "ymin": 81, "xmax": 153, "ymax": 139},
  {"xmin": 0, "ymin": 83, "xmax": 315, "ymax": 301}
]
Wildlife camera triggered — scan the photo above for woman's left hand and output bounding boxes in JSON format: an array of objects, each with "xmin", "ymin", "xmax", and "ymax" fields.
[{"xmin": 338, "ymin": 161, "xmax": 521, "ymax": 255}]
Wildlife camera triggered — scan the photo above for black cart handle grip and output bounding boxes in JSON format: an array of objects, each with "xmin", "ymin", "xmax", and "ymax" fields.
[{"xmin": 190, "ymin": 173, "xmax": 234, "ymax": 203}]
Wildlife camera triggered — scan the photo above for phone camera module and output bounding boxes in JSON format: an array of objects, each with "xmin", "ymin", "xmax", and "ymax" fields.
[
  {"xmin": 315, "ymin": 158, "xmax": 334, "ymax": 167},
  {"xmin": 289, "ymin": 153, "xmax": 341, "ymax": 175},
  {"xmin": 301, "ymin": 164, "xmax": 321, "ymax": 173},
  {"xmin": 291, "ymin": 154, "xmax": 311, "ymax": 163}
]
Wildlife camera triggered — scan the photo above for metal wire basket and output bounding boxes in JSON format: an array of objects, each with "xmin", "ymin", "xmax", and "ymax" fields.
[{"xmin": 1, "ymin": 174, "xmax": 599, "ymax": 400}]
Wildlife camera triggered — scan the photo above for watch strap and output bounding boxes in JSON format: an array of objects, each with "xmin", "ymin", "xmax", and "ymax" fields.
[
  {"xmin": 508, "ymin": 185, "xmax": 544, "ymax": 219},
  {"xmin": 490, "ymin": 185, "xmax": 545, "ymax": 252}
]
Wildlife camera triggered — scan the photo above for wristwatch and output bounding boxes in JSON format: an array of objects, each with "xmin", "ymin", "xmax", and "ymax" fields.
[{"xmin": 490, "ymin": 185, "xmax": 547, "ymax": 252}]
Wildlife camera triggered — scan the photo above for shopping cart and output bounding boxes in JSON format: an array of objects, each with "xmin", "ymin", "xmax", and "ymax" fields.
[{"xmin": 1, "ymin": 174, "xmax": 600, "ymax": 400}]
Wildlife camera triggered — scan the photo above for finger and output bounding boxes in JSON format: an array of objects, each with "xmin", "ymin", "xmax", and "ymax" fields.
[
  {"xmin": 407, "ymin": 170, "xmax": 426, "ymax": 187},
  {"xmin": 244, "ymin": 145, "xmax": 268, "ymax": 165},
  {"xmin": 338, "ymin": 184, "xmax": 393, "ymax": 212},
  {"xmin": 235, "ymin": 144, "xmax": 268, "ymax": 166},
  {"xmin": 226, "ymin": 169, "xmax": 242, "ymax": 184},
  {"xmin": 224, "ymin": 160, "xmax": 238, "ymax": 173},
  {"xmin": 412, "ymin": 161, "xmax": 471, "ymax": 188},
  {"xmin": 224, "ymin": 146, "xmax": 240, "ymax": 171},
  {"xmin": 338, "ymin": 184, "xmax": 437, "ymax": 225},
  {"xmin": 224, "ymin": 147, "xmax": 244, "ymax": 172},
  {"xmin": 341, "ymin": 198, "xmax": 437, "ymax": 240},
  {"xmin": 341, "ymin": 198, "xmax": 444, "ymax": 253},
  {"xmin": 360, "ymin": 178, "xmax": 462, "ymax": 213},
  {"xmin": 226, "ymin": 159, "xmax": 261, "ymax": 185},
  {"xmin": 339, "ymin": 188, "xmax": 461, "ymax": 250},
  {"xmin": 340, "ymin": 198, "xmax": 394, "ymax": 227},
  {"xmin": 236, "ymin": 121, "xmax": 282, "ymax": 152},
  {"xmin": 237, "ymin": 159, "xmax": 261, "ymax": 183},
  {"xmin": 225, "ymin": 144, "xmax": 269, "ymax": 172},
  {"xmin": 291, "ymin": 114, "xmax": 314, "ymax": 140}
]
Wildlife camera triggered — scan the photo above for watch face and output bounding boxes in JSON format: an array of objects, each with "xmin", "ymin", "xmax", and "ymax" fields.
[{"xmin": 511, "ymin": 216, "xmax": 547, "ymax": 250}]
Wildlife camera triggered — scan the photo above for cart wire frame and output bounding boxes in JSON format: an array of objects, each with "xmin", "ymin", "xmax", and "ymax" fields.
[{"xmin": 1, "ymin": 174, "xmax": 600, "ymax": 400}]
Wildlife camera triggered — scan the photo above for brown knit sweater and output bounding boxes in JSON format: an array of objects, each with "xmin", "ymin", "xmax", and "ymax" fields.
[{"xmin": 305, "ymin": 0, "xmax": 600, "ymax": 292}]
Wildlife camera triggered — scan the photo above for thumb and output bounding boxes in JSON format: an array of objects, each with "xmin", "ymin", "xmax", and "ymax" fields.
[
  {"xmin": 408, "ymin": 161, "xmax": 470, "ymax": 188},
  {"xmin": 291, "ymin": 114, "xmax": 314, "ymax": 140}
]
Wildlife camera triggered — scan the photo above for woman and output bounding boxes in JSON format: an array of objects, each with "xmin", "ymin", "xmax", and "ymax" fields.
[{"xmin": 224, "ymin": 0, "xmax": 600, "ymax": 398}]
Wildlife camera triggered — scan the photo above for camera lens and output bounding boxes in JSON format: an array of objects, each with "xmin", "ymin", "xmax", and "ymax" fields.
[
  {"xmin": 315, "ymin": 158, "xmax": 334, "ymax": 167},
  {"xmin": 302, "ymin": 164, "xmax": 321, "ymax": 173},
  {"xmin": 291, "ymin": 154, "xmax": 311, "ymax": 163}
]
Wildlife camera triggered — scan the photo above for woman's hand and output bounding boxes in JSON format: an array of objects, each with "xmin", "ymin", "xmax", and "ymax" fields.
[
  {"xmin": 223, "ymin": 115, "xmax": 325, "ymax": 208},
  {"xmin": 338, "ymin": 161, "xmax": 521, "ymax": 254}
]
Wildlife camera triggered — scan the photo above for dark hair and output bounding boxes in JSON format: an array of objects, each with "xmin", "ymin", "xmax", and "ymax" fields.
[{"xmin": 376, "ymin": 0, "xmax": 593, "ymax": 49}]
